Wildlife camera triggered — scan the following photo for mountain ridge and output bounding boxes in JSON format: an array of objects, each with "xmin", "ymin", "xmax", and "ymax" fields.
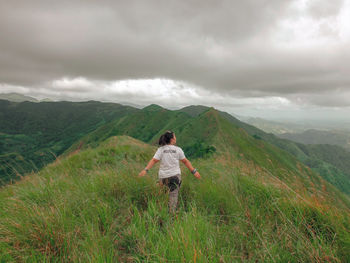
[
  {"xmin": 1, "ymin": 100, "xmax": 349, "ymax": 196},
  {"xmin": 63, "ymin": 107, "xmax": 350, "ymax": 211},
  {"xmin": 0, "ymin": 93, "xmax": 39, "ymax": 103},
  {"xmin": 176, "ymin": 106, "xmax": 350, "ymax": 195}
]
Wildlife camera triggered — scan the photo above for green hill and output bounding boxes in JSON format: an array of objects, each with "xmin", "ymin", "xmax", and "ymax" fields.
[
  {"xmin": 176, "ymin": 105, "xmax": 213, "ymax": 117},
  {"xmin": 142, "ymin": 104, "xmax": 165, "ymax": 112},
  {"xmin": 1, "ymin": 114, "xmax": 349, "ymax": 261},
  {"xmin": 0, "ymin": 100, "xmax": 138, "ymax": 185},
  {"xmin": 61, "ymin": 106, "xmax": 224, "ymax": 164},
  {"xmin": 177, "ymin": 106, "xmax": 350, "ymax": 195},
  {"xmin": 61, "ymin": 104, "xmax": 194, "ymax": 155}
]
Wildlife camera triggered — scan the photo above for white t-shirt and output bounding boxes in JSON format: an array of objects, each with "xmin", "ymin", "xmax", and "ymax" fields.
[{"xmin": 153, "ymin": 144, "xmax": 186, "ymax": 179}]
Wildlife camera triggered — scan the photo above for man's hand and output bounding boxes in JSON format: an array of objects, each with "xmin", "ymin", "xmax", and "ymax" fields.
[
  {"xmin": 194, "ymin": 171, "xmax": 201, "ymax": 179},
  {"xmin": 138, "ymin": 170, "xmax": 147, "ymax": 177}
]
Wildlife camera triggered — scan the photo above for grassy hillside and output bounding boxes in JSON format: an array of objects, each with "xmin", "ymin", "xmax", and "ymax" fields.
[
  {"xmin": 178, "ymin": 106, "xmax": 350, "ymax": 195},
  {"xmin": 61, "ymin": 105, "xmax": 212, "ymax": 158},
  {"xmin": 0, "ymin": 100, "xmax": 138, "ymax": 185},
  {"xmin": 1, "ymin": 109, "xmax": 350, "ymax": 262}
]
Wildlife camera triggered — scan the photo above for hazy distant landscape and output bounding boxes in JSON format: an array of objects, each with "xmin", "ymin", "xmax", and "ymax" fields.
[
  {"xmin": 242, "ymin": 116, "xmax": 350, "ymax": 134},
  {"xmin": 278, "ymin": 129, "xmax": 350, "ymax": 151},
  {"xmin": 241, "ymin": 115, "xmax": 350, "ymax": 153}
]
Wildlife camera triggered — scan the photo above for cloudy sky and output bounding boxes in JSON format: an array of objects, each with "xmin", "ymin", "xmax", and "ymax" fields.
[{"xmin": 0, "ymin": 0, "xmax": 349, "ymax": 121}]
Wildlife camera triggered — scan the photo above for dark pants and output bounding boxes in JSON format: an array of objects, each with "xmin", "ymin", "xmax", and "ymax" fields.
[{"xmin": 160, "ymin": 174, "xmax": 182, "ymax": 213}]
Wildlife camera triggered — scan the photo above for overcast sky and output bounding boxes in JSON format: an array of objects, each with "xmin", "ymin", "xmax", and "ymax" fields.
[{"xmin": 0, "ymin": 0, "xmax": 349, "ymax": 121}]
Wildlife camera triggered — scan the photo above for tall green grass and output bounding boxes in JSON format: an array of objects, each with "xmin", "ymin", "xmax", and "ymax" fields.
[{"xmin": 1, "ymin": 136, "xmax": 349, "ymax": 262}]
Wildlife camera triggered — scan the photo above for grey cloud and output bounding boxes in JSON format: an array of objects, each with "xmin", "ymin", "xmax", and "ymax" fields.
[
  {"xmin": 288, "ymin": 88, "xmax": 350, "ymax": 107},
  {"xmin": 306, "ymin": 0, "xmax": 344, "ymax": 19},
  {"xmin": 0, "ymin": 0, "xmax": 293, "ymax": 82},
  {"xmin": 0, "ymin": 0, "xmax": 349, "ymax": 110}
]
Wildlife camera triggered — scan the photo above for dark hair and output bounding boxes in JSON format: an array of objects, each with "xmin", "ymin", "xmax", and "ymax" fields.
[{"xmin": 158, "ymin": 130, "xmax": 174, "ymax": 146}]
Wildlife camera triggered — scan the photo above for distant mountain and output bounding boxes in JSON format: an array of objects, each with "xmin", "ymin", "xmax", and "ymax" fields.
[
  {"xmin": 279, "ymin": 129, "xmax": 350, "ymax": 151},
  {"xmin": 0, "ymin": 92, "xmax": 39, "ymax": 102},
  {"xmin": 178, "ymin": 105, "xmax": 350, "ymax": 195},
  {"xmin": 240, "ymin": 116, "xmax": 350, "ymax": 134},
  {"xmin": 63, "ymin": 104, "xmax": 194, "ymax": 155},
  {"xmin": 177, "ymin": 105, "xmax": 212, "ymax": 117},
  {"xmin": 0, "ymin": 99, "xmax": 138, "ymax": 185},
  {"xmin": 40, "ymin": 98, "xmax": 54, "ymax": 102},
  {"xmin": 142, "ymin": 104, "xmax": 165, "ymax": 111}
]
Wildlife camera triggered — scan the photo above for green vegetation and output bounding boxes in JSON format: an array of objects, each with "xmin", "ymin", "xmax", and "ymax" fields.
[
  {"xmin": 0, "ymin": 99, "xmax": 137, "ymax": 185},
  {"xmin": 182, "ymin": 140, "xmax": 216, "ymax": 159},
  {"xmin": 1, "ymin": 100, "xmax": 350, "ymax": 199},
  {"xmin": 61, "ymin": 105, "xmax": 217, "ymax": 161},
  {"xmin": 1, "ymin": 134, "xmax": 349, "ymax": 262},
  {"xmin": 178, "ymin": 106, "xmax": 350, "ymax": 195}
]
